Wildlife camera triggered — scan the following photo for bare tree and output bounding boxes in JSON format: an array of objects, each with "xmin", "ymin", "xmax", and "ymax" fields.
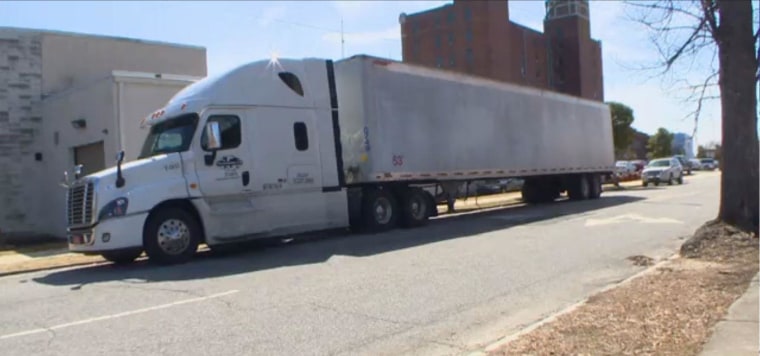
[{"xmin": 626, "ymin": 0, "xmax": 759, "ymax": 234}]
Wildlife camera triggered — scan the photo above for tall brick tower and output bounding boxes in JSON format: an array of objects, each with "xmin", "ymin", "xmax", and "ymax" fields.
[{"xmin": 543, "ymin": 0, "xmax": 604, "ymax": 101}]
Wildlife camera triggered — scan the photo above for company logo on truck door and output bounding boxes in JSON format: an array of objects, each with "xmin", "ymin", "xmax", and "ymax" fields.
[
  {"xmin": 216, "ymin": 156, "xmax": 243, "ymax": 170},
  {"xmin": 216, "ymin": 155, "xmax": 243, "ymax": 181}
]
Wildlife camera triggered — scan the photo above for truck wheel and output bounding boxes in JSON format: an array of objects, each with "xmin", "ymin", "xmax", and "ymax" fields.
[
  {"xmin": 361, "ymin": 188, "xmax": 399, "ymax": 232},
  {"xmin": 101, "ymin": 248, "xmax": 142, "ymax": 265},
  {"xmin": 143, "ymin": 208, "xmax": 201, "ymax": 265},
  {"xmin": 399, "ymin": 187, "xmax": 430, "ymax": 228},
  {"xmin": 589, "ymin": 174, "xmax": 602, "ymax": 199},
  {"xmin": 568, "ymin": 174, "xmax": 590, "ymax": 201}
]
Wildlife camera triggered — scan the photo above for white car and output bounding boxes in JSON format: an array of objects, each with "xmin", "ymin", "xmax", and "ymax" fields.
[{"xmin": 641, "ymin": 158, "xmax": 684, "ymax": 187}]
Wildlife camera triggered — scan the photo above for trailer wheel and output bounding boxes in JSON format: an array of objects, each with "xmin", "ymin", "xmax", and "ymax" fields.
[
  {"xmin": 568, "ymin": 174, "xmax": 591, "ymax": 201},
  {"xmin": 361, "ymin": 188, "xmax": 399, "ymax": 232},
  {"xmin": 589, "ymin": 174, "xmax": 602, "ymax": 199},
  {"xmin": 143, "ymin": 207, "xmax": 201, "ymax": 265},
  {"xmin": 400, "ymin": 187, "xmax": 430, "ymax": 228}
]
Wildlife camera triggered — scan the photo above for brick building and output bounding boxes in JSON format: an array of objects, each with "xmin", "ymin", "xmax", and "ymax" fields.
[{"xmin": 399, "ymin": 0, "xmax": 604, "ymax": 101}]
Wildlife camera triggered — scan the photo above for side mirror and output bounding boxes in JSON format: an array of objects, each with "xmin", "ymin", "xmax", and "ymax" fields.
[
  {"xmin": 74, "ymin": 164, "xmax": 83, "ymax": 178},
  {"xmin": 204, "ymin": 121, "xmax": 222, "ymax": 166},
  {"xmin": 205, "ymin": 121, "xmax": 222, "ymax": 150}
]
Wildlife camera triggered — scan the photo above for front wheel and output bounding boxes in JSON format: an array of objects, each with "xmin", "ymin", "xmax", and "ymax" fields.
[
  {"xmin": 677, "ymin": 174, "xmax": 684, "ymax": 184},
  {"xmin": 668, "ymin": 174, "xmax": 674, "ymax": 185},
  {"xmin": 143, "ymin": 208, "xmax": 201, "ymax": 265},
  {"xmin": 399, "ymin": 187, "xmax": 431, "ymax": 228},
  {"xmin": 101, "ymin": 248, "xmax": 143, "ymax": 265}
]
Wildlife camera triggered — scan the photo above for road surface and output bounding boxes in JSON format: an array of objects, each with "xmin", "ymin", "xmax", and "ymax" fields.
[{"xmin": 0, "ymin": 172, "xmax": 720, "ymax": 356}]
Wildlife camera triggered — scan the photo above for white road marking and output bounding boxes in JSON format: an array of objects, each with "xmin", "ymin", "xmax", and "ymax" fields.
[
  {"xmin": 585, "ymin": 213, "xmax": 683, "ymax": 227},
  {"xmin": 0, "ymin": 290, "xmax": 239, "ymax": 341}
]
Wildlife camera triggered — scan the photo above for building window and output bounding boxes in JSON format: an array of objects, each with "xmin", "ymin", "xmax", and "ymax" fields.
[
  {"xmin": 447, "ymin": 11, "xmax": 454, "ymax": 24},
  {"xmin": 436, "ymin": 35, "xmax": 442, "ymax": 48},
  {"xmin": 464, "ymin": 7, "xmax": 472, "ymax": 21},
  {"xmin": 449, "ymin": 55, "xmax": 456, "ymax": 67},
  {"xmin": 436, "ymin": 57, "xmax": 443, "ymax": 68},
  {"xmin": 293, "ymin": 122, "xmax": 309, "ymax": 151},
  {"xmin": 466, "ymin": 29, "xmax": 473, "ymax": 42},
  {"xmin": 466, "ymin": 48, "xmax": 474, "ymax": 63},
  {"xmin": 448, "ymin": 33, "xmax": 454, "ymax": 46}
]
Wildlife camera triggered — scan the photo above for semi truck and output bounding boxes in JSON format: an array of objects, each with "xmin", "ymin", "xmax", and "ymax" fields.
[{"xmin": 61, "ymin": 55, "xmax": 615, "ymax": 265}]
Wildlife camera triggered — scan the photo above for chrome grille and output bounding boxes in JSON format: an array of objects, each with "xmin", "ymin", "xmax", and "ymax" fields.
[{"xmin": 67, "ymin": 181, "xmax": 94, "ymax": 227}]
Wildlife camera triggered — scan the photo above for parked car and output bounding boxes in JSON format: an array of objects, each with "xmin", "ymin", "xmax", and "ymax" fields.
[
  {"xmin": 615, "ymin": 160, "xmax": 637, "ymax": 179},
  {"xmin": 673, "ymin": 155, "xmax": 692, "ymax": 175},
  {"xmin": 689, "ymin": 158, "xmax": 703, "ymax": 171},
  {"xmin": 642, "ymin": 157, "xmax": 684, "ymax": 187},
  {"xmin": 699, "ymin": 158, "xmax": 717, "ymax": 170},
  {"xmin": 630, "ymin": 160, "xmax": 647, "ymax": 173}
]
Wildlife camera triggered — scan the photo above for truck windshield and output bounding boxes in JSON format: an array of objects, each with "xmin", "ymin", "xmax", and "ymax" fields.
[{"xmin": 139, "ymin": 113, "xmax": 199, "ymax": 159}]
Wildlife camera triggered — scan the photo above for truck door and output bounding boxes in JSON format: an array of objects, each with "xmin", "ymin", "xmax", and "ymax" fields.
[
  {"xmin": 248, "ymin": 107, "xmax": 328, "ymax": 232},
  {"xmin": 194, "ymin": 109, "xmax": 264, "ymax": 239}
]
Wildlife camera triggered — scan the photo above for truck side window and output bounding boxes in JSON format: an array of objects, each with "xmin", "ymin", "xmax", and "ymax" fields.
[
  {"xmin": 201, "ymin": 115, "xmax": 241, "ymax": 151},
  {"xmin": 293, "ymin": 122, "xmax": 308, "ymax": 151}
]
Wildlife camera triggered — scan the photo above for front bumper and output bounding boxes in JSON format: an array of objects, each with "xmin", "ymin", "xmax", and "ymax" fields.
[
  {"xmin": 68, "ymin": 212, "xmax": 148, "ymax": 253},
  {"xmin": 641, "ymin": 173, "xmax": 667, "ymax": 183}
]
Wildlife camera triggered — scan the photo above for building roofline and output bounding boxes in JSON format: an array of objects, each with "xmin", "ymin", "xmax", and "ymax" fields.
[
  {"xmin": 401, "ymin": 3, "xmax": 452, "ymax": 20},
  {"xmin": 0, "ymin": 26, "xmax": 206, "ymax": 51}
]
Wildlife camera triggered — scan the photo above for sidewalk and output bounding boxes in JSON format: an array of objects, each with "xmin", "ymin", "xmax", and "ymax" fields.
[{"xmin": 700, "ymin": 272, "xmax": 759, "ymax": 355}]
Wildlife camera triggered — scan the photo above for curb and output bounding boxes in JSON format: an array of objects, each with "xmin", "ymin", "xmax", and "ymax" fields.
[
  {"xmin": 468, "ymin": 253, "xmax": 681, "ymax": 355},
  {"xmin": 0, "ymin": 259, "xmax": 106, "ymax": 278}
]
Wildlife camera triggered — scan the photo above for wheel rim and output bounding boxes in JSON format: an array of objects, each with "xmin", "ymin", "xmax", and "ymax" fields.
[
  {"xmin": 373, "ymin": 197, "xmax": 393, "ymax": 225},
  {"xmin": 409, "ymin": 195, "xmax": 427, "ymax": 220},
  {"xmin": 157, "ymin": 219, "xmax": 191, "ymax": 255}
]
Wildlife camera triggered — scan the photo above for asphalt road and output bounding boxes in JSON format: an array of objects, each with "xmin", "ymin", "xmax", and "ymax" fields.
[{"xmin": 0, "ymin": 172, "xmax": 720, "ymax": 356}]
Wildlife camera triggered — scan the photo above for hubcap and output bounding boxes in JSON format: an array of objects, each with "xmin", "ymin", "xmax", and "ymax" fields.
[
  {"xmin": 157, "ymin": 219, "xmax": 190, "ymax": 255},
  {"xmin": 410, "ymin": 196, "xmax": 426, "ymax": 220},
  {"xmin": 374, "ymin": 197, "xmax": 393, "ymax": 225}
]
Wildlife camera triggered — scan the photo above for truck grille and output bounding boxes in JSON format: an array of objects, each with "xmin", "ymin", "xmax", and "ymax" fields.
[{"xmin": 67, "ymin": 181, "xmax": 94, "ymax": 227}]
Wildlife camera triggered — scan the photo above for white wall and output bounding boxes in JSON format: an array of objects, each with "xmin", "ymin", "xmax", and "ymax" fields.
[{"xmin": 40, "ymin": 78, "xmax": 116, "ymax": 237}]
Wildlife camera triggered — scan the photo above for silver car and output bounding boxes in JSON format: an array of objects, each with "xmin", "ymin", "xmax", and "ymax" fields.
[{"xmin": 641, "ymin": 157, "xmax": 684, "ymax": 187}]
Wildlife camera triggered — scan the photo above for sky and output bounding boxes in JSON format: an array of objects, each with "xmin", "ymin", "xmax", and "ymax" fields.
[{"xmin": 1, "ymin": 0, "xmax": 750, "ymax": 148}]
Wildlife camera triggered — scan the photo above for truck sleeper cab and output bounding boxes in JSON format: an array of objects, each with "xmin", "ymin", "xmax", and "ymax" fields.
[{"xmin": 63, "ymin": 55, "xmax": 614, "ymax": 265}]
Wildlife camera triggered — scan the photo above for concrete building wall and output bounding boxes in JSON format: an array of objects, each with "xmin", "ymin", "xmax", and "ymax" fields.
[
  {"xmin": 40, "ymin": 78, "xmax": 116, "ymax": 236},
  {"xmin": 41, "ymin": 32, "xmax": 206, "ymax": 96},
  {"xmin": 0, "ymin": 27, "xmax": 207, "ymax": 238},
  {"xmin": 38, "ymin": 74, "xmax": 198, "ymax": 237},
  {"xmin": 0, "ymin": 29, "xmax": 44, "ymax": 235}
]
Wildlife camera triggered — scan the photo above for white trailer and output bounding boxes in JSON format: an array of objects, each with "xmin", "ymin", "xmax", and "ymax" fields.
[{"xmin": 61, "ymin": 55, "xmax": 615, "ymax": 265}]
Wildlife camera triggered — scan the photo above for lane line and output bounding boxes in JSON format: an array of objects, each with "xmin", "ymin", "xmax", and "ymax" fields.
[{"xmin": 0, "ymin": 289, "xmax": 239, "ymax": 341}]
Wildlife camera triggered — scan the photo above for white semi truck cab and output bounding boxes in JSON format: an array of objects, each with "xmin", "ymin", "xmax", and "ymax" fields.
[{"xmin": 62, "ymin": 55, "xmax": 614, "ymax": 265}]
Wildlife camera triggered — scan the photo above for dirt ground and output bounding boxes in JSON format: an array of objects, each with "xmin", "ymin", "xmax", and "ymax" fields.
[{"xmin": 493, "ymin": 221, "xmax": 758, "ymax": 356}]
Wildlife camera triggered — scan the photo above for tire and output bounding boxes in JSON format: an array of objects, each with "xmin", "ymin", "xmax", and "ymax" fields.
[
  {"xmin": 589, "ymin": 174, "xmax": 602, "ymax": 199},
  {"xmin": 677, "ymin": 174, "xmax": 684, "ymax": 184},
  {"xmin": 143, "ymin": 207, "xmax": 202, "ymax": 265},
  {"xmin": 668, "ymin": 174, "xmax": 674, "ymax": 185},
  {"xmin": 361, "ymin": 187, "xmax": 399, "ymax": 232},
  {"xmin": 399, "ymin": 187, "xmax": 431, "ymax": 228},
  {"xmin": 642, "ymin": 181, "xmax": 648, "ymax": 187},
  {"xmin": 568, "ymin": 174, "xmax": 590, "ymax": 201},
  {"xmin": 101, "ymin": 248, "xmax": 142, "ymax": 265},
  {"xmin": 654, "ymin": 181, "xmax": 660, "ymax": 187}
]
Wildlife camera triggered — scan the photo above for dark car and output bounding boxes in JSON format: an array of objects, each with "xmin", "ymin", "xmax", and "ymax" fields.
[{"xmin": 673, "ymin": 155, "xmax": 692, "ymax": 175}]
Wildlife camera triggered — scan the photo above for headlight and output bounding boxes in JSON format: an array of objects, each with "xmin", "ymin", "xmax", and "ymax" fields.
[{"xmin": 98, "ymin": 197, "xmax": 128, "ymax": 221}]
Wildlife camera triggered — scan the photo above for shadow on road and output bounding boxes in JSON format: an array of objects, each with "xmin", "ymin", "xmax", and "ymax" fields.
[{"xmin": 33, "ymin": 195, "xmax": 644, "ymax": 289}]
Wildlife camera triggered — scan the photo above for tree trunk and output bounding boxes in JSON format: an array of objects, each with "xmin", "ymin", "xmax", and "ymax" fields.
[{"xmin": 715, "ymin": 0, "xmax": 759, "ymax": 234}]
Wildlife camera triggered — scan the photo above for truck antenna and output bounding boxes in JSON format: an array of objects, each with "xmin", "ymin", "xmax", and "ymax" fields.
[{"xmin": 341, "ymin": 18, "xmax": 345, "ymax": 58}]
